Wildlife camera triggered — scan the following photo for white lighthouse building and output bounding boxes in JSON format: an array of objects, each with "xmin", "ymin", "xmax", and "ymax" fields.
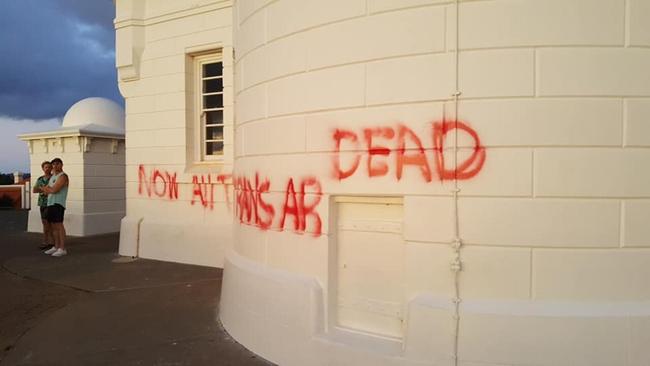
[{"xmin": 114, "ymin": 1, "xmax": 650, "ymax": 365}]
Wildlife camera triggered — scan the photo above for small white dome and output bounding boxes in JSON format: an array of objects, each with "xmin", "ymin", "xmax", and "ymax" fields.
[{"xmin": 62, "ymin": 97, "xmax": 124, "ymax": 130}]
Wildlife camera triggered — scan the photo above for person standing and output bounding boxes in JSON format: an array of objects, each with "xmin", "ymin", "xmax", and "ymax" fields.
[
  {"xmin": 33, "ymin": 161, "xmax": 54, "ymax": 250},
  {"xmin": 43, "ymin": 158, "xmax": 69, "ymax": 257}
]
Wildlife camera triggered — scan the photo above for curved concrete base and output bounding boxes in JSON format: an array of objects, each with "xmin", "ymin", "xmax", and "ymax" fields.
[{"xmin": 220, "ymin": 251, "xmax": 650, "ymax": 366}]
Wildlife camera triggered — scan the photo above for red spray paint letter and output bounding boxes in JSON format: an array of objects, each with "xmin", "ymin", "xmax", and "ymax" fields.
[
  {"xmin": 396, "ymin": 125, "xmax": 432, "ymax": 182},
  {"xmin": 280, "ymin": 178, "xmax": 300, "ymax": 232},
  {"xmin": 255, "ymin": 173, "xmax": 274, "ymax": 230},
  {"xmin": 433, "ymin": 120, "xmax": 486, "ymax": 181},
  {"xmin": 364, "ymin": 127, "xmax": 394, "ymax": 178},
  {"xmin": 300, "ymin": 176, "xmax": 322, "ymax": 237},
  {"xmin": 332, "ymin": 129, "xmax": 361, "ymax": 180}
]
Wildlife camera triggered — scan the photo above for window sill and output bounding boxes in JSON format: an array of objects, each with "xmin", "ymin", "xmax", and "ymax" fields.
[{"xmin": 184, "ymin": 160, "xmax": 230, "ymax": 175}]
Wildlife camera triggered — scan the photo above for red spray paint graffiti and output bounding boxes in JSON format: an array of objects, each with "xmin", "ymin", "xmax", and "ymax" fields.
[
  {"xmin": 135, "ymin": 119, "xmax": 483, "ymax": 238},
  {"xmin": 138, "ymin": 164, "xmax": 180, "ymax": 200},
  {"xmin": 332, "ymin": 121, "xmax": 485, "ymax": 182},
  {"xmin": 235, "ymin": 174, "xmax": 323, "ymax": 237},
  {"xmin": 191, "ymin": 173, "xmax": 232, "ymax": 210},
  {"xmin": 235, "ymin": 173, "xmax": 274, "ymax": 230},
  {"xmin": 137, "ymin": 165, "xmax": 231, "ymax": 210}
]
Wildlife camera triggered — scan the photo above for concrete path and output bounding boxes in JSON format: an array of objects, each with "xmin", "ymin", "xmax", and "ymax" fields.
[{"xmin": 0, "ymin": 210, "xmax": 271, "ymax": 366}]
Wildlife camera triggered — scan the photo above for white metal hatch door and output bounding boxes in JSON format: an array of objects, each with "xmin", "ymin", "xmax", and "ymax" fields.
[{"xmin": 334, "ymin": 196, "xmax": 405, "ymax": 339}]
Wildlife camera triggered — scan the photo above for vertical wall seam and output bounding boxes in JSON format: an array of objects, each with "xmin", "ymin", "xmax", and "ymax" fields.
[
  {"xmin": 622, "ymin": 98, "xmax": 627, "ymax": 147},
  {"xmin": 531, "ymin": 149, "xmax": 536, "ymax": 198},
  {"xmin": 619, "ymin": 200, "xmax": 625, "ymax": 248},
  {"xmin": 529, "ymin": 248, "xmax": 534, "ymax": 299},
  {"xmin": 624, "ymin": 0, "xmax": 630, "ymax": 47},
  {"xmin": 450, "ymin": 0, "xmax": 462, "ymax": 365},
  {"xmin": 532, "ymin": 48, "xmax": 536, "ymax": 97}
]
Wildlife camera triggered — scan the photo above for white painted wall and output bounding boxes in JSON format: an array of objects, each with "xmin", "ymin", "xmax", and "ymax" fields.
[
  {"xmin": 221, "ymin": 0, "xmax": 650, "ymax": 365},
  {"xmin": 115, "ymin": 0, "xmax": 234, "ymax": 267}
]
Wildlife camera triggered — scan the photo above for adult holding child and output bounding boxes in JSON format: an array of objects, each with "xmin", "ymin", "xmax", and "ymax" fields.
[
  {"xmin": 33, "ymin": 161, "xmax": 54, "ymax": 250},
  {"xmin": 42, "ymin": 158, "xmax": 69, "ymax": 257}
]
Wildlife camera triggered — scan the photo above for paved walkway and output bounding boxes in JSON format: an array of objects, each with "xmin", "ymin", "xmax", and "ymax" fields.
[{"xmin": 0, "ymin": 210, "xmax": 271, "ymax": 366}]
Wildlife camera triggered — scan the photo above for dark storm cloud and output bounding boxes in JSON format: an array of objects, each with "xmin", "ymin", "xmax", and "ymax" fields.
[{"xmin": 0, "ymin": 0, "xmax": 122, "ymax": 120}]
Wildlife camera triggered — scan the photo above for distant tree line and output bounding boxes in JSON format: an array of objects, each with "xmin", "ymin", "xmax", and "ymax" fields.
[{"xmin": 0, "ymin": 173, "xmax": 30, "ymax": 185}]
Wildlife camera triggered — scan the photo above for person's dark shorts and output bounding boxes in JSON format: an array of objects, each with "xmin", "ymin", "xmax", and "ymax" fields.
[
  {"xmin": 39, "ymin": 206, "xmax": 48, "ymax": 220},
  {"xmin": 46, "ymin": 204, "xmax": 65, "ymax": 223}
]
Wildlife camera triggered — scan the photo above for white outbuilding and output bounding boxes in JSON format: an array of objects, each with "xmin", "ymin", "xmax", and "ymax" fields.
[{"xmin": 19, "ymin": 97, "xmax": 126, "ymax": 236}]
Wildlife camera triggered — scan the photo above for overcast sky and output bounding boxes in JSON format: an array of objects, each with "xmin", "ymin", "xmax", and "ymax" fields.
[{"xmin": 0, "ymin": 0, "xmax": 122, "ymax": 173}]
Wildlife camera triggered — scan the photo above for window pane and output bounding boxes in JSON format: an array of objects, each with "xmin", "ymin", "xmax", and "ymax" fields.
[
  {"xmin": 206, "ymin": 141, "xmax": 224, "ymax": 155},
  {"xmin": 206, "ymin": 110, "xmax": 223, "ymax": 125},
  {"xmin": 206, "ymin": 126, "xmax": 223, "ymax": 140},
  {"xmin": 203, "ymin": 78, "xmax": 223, "ymax": 93},
  {"xmin": 204, "ymin": 94, "xmax": 223, "ymax": 109},
  {"xmin": 203, "ymin": 62, "xmax": 222, "ymax": 77}
]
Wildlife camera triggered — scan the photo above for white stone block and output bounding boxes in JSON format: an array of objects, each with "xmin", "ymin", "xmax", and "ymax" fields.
[
  {"xmin": 462, "ymin": 246, "xmax": 531, "ymax": 300},
  {"xmin": 155, "ymin": 92, "xmax": 185, "ymax": 112},
  {"xmin": 126, "ymin": 95, "xmax": 155, "ymax": 115},
  {"xmin": 623, "ymin": 200, "xmax": 650, "ymax": 247},
  {"xmin": 450, "ymin": 0, "xmax": 624, "ymax": 50},
  {"xmin": 454, "ymin": 98, "xmax": 623, "ymax": 147},
  {"xmin": 369, "ymin": 0, "xmax": 450, "ymax": 14},
  {"xmin": 242, "ymin": 32, "xmax": 307, "ymax": 89},
  {"xmin": 458, "ymin": 148, "xmax": 532, "ymax": 197},
  {"xmin": 125, "ymin": 110, "xmax": 186, "ymax": 131},
  {"xmin": 366, "ymin": 53, "xmax": 455, "ymax": 105},
  {"xmin": 631, "ymin": 316, "xmax": 650, "ymax": 366},
  {"xmin": 141, "ymin": 39, "xmax": 182, "ymax": 61},
  {"xmin": 307, "ymin": 6, "xmax": 445, "ymax": 70},
  {"xmin": 533, "ymin": 248, "xmax": 650, "ymax": 300},
  {"xmin": 125, "ymin": 146, "xmax": 187, "ymax": 165},
  {"xmin": 266, "ymin": 0, "xmax": 366, "ymax": 41},
  {"xmin": 459, "ymin": 313, "xmax": 628, "ymax": 366},
  {"xmin": 459, "ymin": 49, "xmax": 534, "ymax": 98},
  {"xmin": 459, "ymin": 198, "xmax": 620, "ymax": 247},
  {"xmin": 534, "ymin": 148, "xmax": 650, "ymax": 197},
  {"xmin": 236, "ymin": 84, "xmax": 266, "ymax": 123},
  {"xmin": 151, "ymin": 55, "xmax": 186, "ymax": 77},
  {"xmin": 537, "ymin": 48, "xmax": 650, "ymax": 97},
  {"xmin": 266, "ymin": 230, "xmax": 329, "ymax": 287},
  {"xmin": 628, "ymin": 0, "xmax": 650, "ymax": 46},
  {"xmin": 405, "ymin": 243, "xmax": 533, "ymax": 301},
  {"xmin": 241, "ymin": 116, "xmax": 306, "ymax": 156},
  {"xmin": 404, "ymin": 196, "xmax": 454, "ymax": 243},
  {"xmin": 236, "ymin": 8, "xmax": 266, "ymax": 57},
  {"xmin": 237, "ymin": 0, "xmax": 271, "ymax": 24},
  {"xmin": 235, "ymin": 223, "xmax": 268, "ymax": 263},
  {"xmin": 147, "ymin": 10, "xmax": 230, "ymax": 42},
  {"xmin": 267, "ymin": 64, "xmax": 364, "ymax": 116},
  {"xmin": 625, "ymin": 98, "xmax": 650, "ymax": 146}
]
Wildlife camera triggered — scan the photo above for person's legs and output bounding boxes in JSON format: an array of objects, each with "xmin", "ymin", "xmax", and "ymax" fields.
[
  {"xmin": 38, "ymin": 207, "xmax": 53, "ymax": 249},
  {"xmin": 51, "ymin": 223, "xmax": 61, "ymax": 248},
  {"xmin": 48, "ymin": 205, "xmax": 67, "ymax": 257},
  {"xmin": 44, "ymin": 223, "xmax": 59, "ymax": 254},
  {"xmin": 58, "ymin": 223, "xmax": 66, "ymax": 250},
  {"xmin": 44, "ymin": 205, "xmax": 65, "ymax": 255},
  {"xmin": 41, "ymin": 219, "xmax": 48, "ymax": 241},
  {"xmin": 46, "ymin": 222, "xmax": 54, "ymax": 244}
]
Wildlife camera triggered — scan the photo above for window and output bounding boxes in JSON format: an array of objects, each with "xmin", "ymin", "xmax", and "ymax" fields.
[{"xmin": 195, "ymin": 53, "xmax": 224, "ymax": 160}]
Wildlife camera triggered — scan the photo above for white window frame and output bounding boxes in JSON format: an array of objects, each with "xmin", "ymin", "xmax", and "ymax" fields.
[{"xmin": 194, "ymin": 52, "xmax": 224, "ymax": 162}]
